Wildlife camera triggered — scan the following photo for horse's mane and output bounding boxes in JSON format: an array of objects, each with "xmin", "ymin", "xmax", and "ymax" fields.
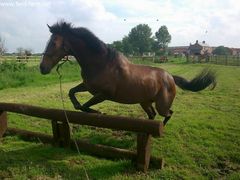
[
  {"xmin": 48, "ymin": 21, "xmax": 73, "ymax": 35},
  {"xmin": 49, "ymin": 21, "xmax": 117, "ymax": 58}
]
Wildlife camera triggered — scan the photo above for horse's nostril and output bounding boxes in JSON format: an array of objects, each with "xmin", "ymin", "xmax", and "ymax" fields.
[{"xmin": 40, "ymin": 65, "xmax": 49, "ymax": 75}]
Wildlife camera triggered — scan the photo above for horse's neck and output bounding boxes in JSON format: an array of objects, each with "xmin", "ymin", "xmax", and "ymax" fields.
[
  {"xmin": 77, "ymin": 58, "xmax": 104, "ymax": 80},
  {"xmin": 73, "ymin": 51, "xmax": 109, "ymax": 80},
  {"xmin": 68, "ymin": 38, "xmax": 111, "ymax": 79}
]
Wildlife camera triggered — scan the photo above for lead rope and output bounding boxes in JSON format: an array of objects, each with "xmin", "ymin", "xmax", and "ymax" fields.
[{"xmin": 56, "ymin": 58, "xmax": 90, "ymax": 180}]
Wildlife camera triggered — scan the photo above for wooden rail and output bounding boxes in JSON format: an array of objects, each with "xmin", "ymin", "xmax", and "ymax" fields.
[{"xmin": 0, "ymin": 102, "xmax": 164, "ymax": 172}]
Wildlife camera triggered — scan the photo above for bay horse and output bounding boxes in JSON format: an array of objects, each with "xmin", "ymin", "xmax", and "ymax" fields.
[{"xmin": 40, "ymin": 21, "xmax": 216, "ymax": 125}]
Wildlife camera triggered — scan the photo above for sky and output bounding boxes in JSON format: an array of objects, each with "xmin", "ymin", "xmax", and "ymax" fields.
[{"xmin": 0, "ymin": 0, "xmax": 240, "ymax": 53}]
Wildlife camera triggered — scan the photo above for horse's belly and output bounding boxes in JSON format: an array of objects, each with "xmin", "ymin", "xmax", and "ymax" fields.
[
  {"xmin": 112, "ymin": 96, "xmax": 148, "ymax": 104},
  {"xmin": 112, "ymin": 84, "xmax": 158, "ymax": 104}
]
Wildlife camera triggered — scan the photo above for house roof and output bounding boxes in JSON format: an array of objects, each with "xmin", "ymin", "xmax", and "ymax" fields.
[
  {"xmin": 198, "ymin": 42, "xmax": 209, "ymax": 47},
  {"xmin": 190, "ymin": 40, "xmax": 210, "ymax": 47}
]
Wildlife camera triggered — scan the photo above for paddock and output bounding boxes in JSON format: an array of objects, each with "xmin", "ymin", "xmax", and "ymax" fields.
[{"xmin": 0, "ymin": 102, "xmax": 164, "ymax": 172}]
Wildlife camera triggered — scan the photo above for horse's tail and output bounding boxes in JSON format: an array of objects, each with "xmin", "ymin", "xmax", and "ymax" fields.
[{"xmin": 172, "ymin": 68, "xmax": 217, "ymax": 92}]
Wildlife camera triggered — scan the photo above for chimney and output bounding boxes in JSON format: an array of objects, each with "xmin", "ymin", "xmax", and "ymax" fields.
[
  {"xmin": 202, "ymin": 41, "xmax": 205, "ymax": 44},
  {"xmin": 196, "ymin": 40, "xmax": 198, "ymax": 44}
]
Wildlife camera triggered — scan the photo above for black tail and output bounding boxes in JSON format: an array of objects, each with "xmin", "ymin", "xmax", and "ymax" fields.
[{"xmin": 173, "ymin": 69, "xmax": 217, "ymax": 92}]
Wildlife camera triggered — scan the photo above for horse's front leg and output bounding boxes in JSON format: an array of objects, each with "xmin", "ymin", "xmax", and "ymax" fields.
[
  {"xmin": 81, "ymin": 93, "xmax": 106, "ymax": 113},
  {"xmin": 68, "ymin": 83, "xmax": 87, "ymax": 110}
]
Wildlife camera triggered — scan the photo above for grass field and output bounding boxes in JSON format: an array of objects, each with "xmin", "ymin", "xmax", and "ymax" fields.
[{"xmin": 0, "ymin": 59, "xmax": 240, "ymax": 179}]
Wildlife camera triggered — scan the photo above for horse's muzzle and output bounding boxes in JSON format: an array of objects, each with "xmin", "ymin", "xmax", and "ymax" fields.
[{"xmin": 40, "ymin": 64, "xmax": 50, "ymax": 75}]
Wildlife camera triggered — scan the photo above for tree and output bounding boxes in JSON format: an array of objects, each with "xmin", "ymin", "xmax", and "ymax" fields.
[
  {"xmin": 0, "ymin": 36, "xmax": 7, "ymax": 56},
  {"xmin": 122, "ymin": 36, "xmax": 133, "ymax": 55},
  {"xmin": 16, "ymin": 48, "xmax": 33, "ymax": 62},
  {"xmin": 151, "ymin": 39, "xmax": 159, "ymax": 53},
  {"xmin": 109, "ymin": 37, "xmax": 133, "ymax": 55},
  {"xmin": 128, "ymin": 24, "xmax": 152, "ymax": 55},
  {"xmin": 112, "ymin": 41, "xmax": 123, "ymax": 52},
  {"xmin": 16, "ymin": 48, "xmax": 33, "ymax": 57},
  {"xmin": 24, "ymin": 48, "xmax": 33, "ymax": 57},
  {"xmin": 212, "ymin": 46, "xmax": 231, "ymax": 55},
  {"xmin": 16, "ymin": 47, "xmax": 25, "ymax": 56},
  {"xmin": 155, "ymin": 25, "xmax": 171, "ymax": 50}
]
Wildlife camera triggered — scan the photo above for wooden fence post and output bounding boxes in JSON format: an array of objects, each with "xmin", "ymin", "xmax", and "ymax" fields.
[
  {"xmin": 225, "ymin": 55, "xmax": 228, "ymax": 65},
  {"xmin": 0, "ymin": 111, "xmax": 7, "ymax": 138},
  {"xmin": 51, "ymin": 120, "xmax": 70, "ymax": 148},
  {"xmin": 136, "ymin": 133, "xmax": 152, "ymax": 172}
]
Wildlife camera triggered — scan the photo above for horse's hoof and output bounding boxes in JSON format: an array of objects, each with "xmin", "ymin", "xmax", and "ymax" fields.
[
  {"xmin": 88, "ymin": 109, "xmax": 102, "ymax": 114},
  {"xmin": 79, "ymin": 106, "xmax": 101, "ymax": 114}
]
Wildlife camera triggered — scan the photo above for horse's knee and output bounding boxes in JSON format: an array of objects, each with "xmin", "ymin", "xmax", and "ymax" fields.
[
  {"xmin": 68, "ymin": 88, "xmax": 75, "ymax": 97},
  {"xmin": 69, "ymin": 88, "xmax": 81, "ymax": 109}
]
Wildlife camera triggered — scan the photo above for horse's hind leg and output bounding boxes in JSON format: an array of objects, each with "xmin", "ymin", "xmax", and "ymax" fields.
[
  {"xmin": 140, "ymin": 102, "xmax": 156, "ymax": 120},
  {"xmin": 69, "ymin": 83, "xmax": 87, "ymax": 110},
  {"xmin": 155, "ymin": 92, "xmax": 175, "ymax": 126},
  {"xmin": 163, "ymin": 110, "xmax": 173, "ymax": 125}
]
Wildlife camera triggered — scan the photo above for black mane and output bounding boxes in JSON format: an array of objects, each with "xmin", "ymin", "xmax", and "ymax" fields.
[
  {"xmin": 48, "ymin": 21, "xmax": 73, "ymax": 35},
  {"xmin": 49, "ymin": 21, "xmax": 112, "ymax": 54}
]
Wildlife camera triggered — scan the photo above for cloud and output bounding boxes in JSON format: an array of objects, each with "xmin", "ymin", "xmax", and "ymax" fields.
[
  {"xmin": 0, "ymin": 0, "xmax": 118, "ymax": 52},
  {"xmin": 0, "ymin": 0, "xmax": 54, "ymax": 52},
  {"xmin": 103, "ymin": 0, "xmax": 240, "ymax": 47},
  {"xmin": 0, "ymin": 0, "xmax": 240, "ymax": 52},
  {"xmin": 49, "ymin": 0, "xmax": 116, "ymax": 22},
  {"xmin": 47, "ymin": 0, "xmax": 122, "ymax": 45}
]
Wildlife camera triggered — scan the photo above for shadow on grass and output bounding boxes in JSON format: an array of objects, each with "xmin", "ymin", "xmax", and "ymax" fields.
[{"xmin": 0, "ymin": 137, "xmax": 135, "ymax": 179}]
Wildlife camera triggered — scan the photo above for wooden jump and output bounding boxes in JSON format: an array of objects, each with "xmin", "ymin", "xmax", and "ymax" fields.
[{"xmin": 0, "ymin": 102, "xmax": 164, "ymax": 172}]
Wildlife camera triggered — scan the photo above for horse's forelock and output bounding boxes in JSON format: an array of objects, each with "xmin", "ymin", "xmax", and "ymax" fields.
[{"xmin": 49, "ymin": 21, "xmax": 72, "ymax": 35}]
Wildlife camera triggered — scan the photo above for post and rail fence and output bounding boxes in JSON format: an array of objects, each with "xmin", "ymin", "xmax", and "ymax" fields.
[
  {"xmin": 1, "ymin": 55, "xmax": 240, "ymax": 66},
  {"xmin": 186, "ymin": 55, "xmax": 240, "ymax": 66},
  {"xmin": 0, "ymin": 102, "xmax": 164, "ymax": 172}
]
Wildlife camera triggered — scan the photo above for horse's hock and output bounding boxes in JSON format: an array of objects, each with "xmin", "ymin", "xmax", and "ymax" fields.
[{"xmin": 0, "ymin": 102, "xmax": 164, "ymax": 172}]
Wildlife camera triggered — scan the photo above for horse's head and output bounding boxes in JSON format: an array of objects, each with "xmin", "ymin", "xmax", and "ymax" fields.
[
  {"xmin": 40, "ymin": 21, "xmax": 108, "ymax": 74},
  {"xmin": 40, "ymin": 24, "xmax": 70, "ymax": 75}
]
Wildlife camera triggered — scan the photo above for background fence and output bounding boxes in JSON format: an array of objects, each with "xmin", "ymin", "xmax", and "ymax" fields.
[
  {"xmin": 0, "ymin": 55, "xmax": 40, "ymax": 62},
  {"xmin": 208, "ymin": 55, "xmax": 240, "ymax": 66},
  {"xmin": 186, "ymin": 55, "xmax": 240, "ymax": 66},
  {"xmin": 0, "ymin": 55, "xmax": 77, "ymax": 67},
  {"xmin": 1, "ymin": 55, "xmax": 240, "ymax": 66}
]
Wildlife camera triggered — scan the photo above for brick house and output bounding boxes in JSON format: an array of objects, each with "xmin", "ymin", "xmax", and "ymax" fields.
[
  {"xmin": 230, "ymin": 48, "xmax": 240, "ymax": 56},
  {"xmin": 188, "ymin": 40, "xmax": 213, "ymax": 55}
]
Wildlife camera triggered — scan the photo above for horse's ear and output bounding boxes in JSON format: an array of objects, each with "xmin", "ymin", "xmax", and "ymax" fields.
[{"xmin": 47, "ymin": 24, "xmax": 52, "ymax": 32}]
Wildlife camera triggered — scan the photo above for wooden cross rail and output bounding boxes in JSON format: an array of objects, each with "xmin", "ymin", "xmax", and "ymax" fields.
[{"xmin": 0, "ymin": 102, "xmax": 164, "ymax": 172}]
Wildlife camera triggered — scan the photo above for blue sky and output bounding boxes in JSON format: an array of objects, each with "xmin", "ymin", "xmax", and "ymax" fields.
[{"xmin": 0, "ymin": 0, "xmax": 240, "ymax": 53}]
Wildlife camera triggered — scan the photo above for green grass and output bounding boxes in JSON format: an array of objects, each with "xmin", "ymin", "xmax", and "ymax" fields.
[
  {"xmin": 0, "ymin": 60, "xmax": 81, "ymax": 90},
  {"xmin": 0, "ymin": 59, "xmax": 240, "ymax": 179}
]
